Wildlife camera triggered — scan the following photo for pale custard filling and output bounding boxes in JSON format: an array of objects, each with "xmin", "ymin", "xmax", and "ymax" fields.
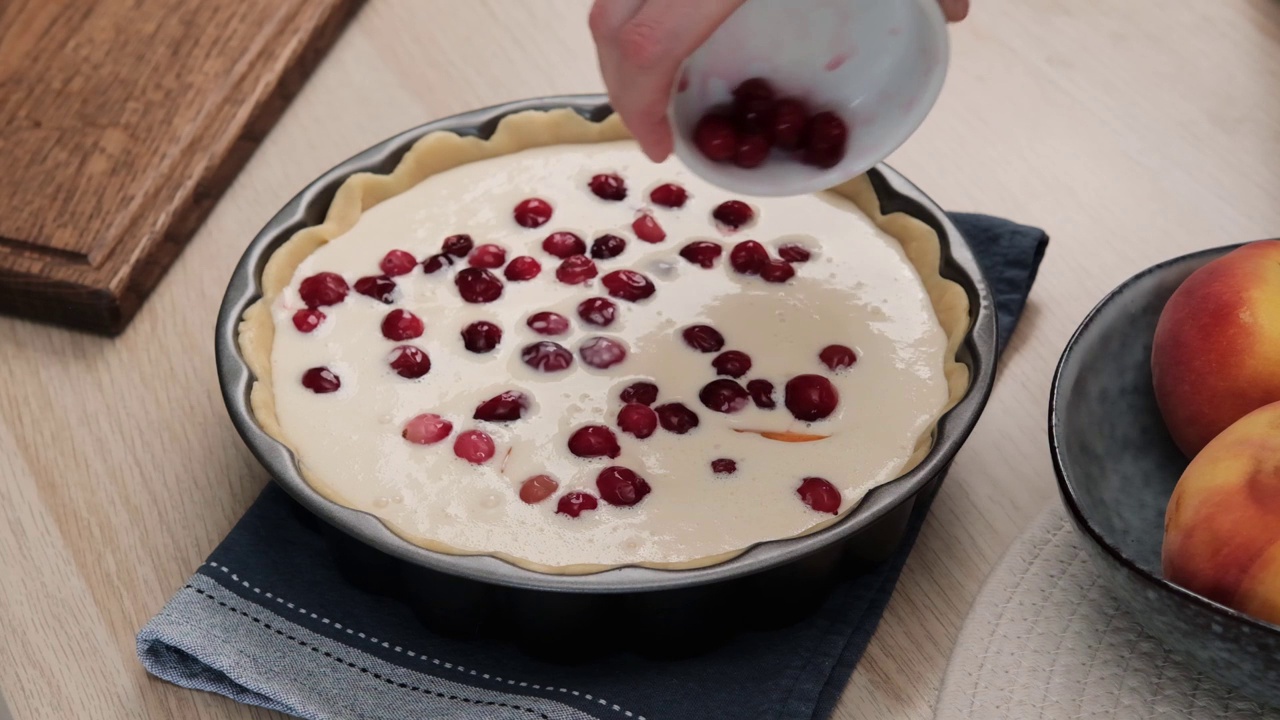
[{"xmin": 266, "ymin": 140, "xmax": 951, "ymax": 571}]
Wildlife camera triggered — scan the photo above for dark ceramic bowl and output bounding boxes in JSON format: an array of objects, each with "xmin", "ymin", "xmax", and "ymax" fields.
[
  {"xmin": 215, "ymin": 95, "xmax": 998, "ymax": 657},
  {"xmin": 1050, "ymin": 242, "xmax": 1280, "ymax": 708}
]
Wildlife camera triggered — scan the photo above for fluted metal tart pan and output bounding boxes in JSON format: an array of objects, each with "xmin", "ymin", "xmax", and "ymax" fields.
[{"xmin": 215, "ymin": 95, "xmax": 998, "ymax": 656}]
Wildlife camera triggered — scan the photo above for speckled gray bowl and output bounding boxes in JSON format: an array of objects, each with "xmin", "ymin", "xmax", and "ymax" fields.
[{"xmin": 1050, "ymin": 242, "xmax": 1280, "ymax": 708}]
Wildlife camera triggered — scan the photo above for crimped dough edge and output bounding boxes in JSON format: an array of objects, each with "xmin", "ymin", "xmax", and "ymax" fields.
[{"xmin": 237, "ymin": 108, "xmax": 972, "ymax": 575}]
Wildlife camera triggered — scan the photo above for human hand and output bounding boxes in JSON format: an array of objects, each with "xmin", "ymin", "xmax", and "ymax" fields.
[
  {"xmin": 589, "ymin": 0, "xmax": 970, "ymax": 163},
  {"xmin": 938, "ymin": 0, "xmax": 970, "ymax": 22}
]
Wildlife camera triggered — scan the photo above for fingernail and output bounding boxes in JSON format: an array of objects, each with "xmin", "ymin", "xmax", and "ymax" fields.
[
  {"xmin": 640, "ymin": 138, "xmax": 670, "ymax": 163},
  {"xmin": 648, "ymin": 133, "xmax": 674, "ymax": 163},
  {"xmin": 644, "ymin": 147, "xmax": 670, "ymax": 163}
]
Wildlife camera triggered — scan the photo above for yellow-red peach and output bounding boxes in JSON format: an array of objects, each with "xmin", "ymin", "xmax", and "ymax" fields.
[
  {"xmin": 1162, "ymin": 400, "xmax": 1280, "ymax": 625},
  {"xmin": 1151, "ymin": 239, "xmax": 1280, "ymax": 458}
]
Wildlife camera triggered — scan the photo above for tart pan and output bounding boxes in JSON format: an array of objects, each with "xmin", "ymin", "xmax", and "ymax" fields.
[{"xmin": 216, "ymin": 95, "xmax": 998, "ymax": 657}]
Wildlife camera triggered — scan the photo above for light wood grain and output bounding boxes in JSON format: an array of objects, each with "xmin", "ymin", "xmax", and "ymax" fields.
[{"xmin": 1, "ymin": 1, "xmax": 1278, "ymax": 718}]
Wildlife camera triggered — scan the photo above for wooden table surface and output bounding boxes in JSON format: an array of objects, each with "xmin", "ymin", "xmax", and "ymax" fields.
[{"xmin": 2, "ymin": 1, "xmax": 1278, "ymax": 718}]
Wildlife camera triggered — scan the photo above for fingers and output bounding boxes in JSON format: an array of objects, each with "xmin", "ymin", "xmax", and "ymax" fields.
[
  {"xmin": 938, "ymin": 0, "xmax": 970, "ymax": 22},
  {"xmin": 588, "ymin": 0, "xmax": 643, "ymax": 38},
  {"xmin": 590, "ymin": 0, "xmax": 963, "ymax": 163},
  {"xmin": 590, "ymin": 0, "xmax": 747, "ymax": 162}
]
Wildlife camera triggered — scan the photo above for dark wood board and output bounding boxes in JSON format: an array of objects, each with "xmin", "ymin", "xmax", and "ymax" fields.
[{"xmin": 0, "ymin": 0, "xmax": 365, "ymax": 335}]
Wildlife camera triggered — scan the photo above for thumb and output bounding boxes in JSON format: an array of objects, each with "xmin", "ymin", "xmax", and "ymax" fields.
[
  {"xmin": 608, "ymin": 0, "xmax": 747, "ymax": 161},
  {"xmin": 938, "ymin": 0, "xmax": 970, "ymax": 22}
]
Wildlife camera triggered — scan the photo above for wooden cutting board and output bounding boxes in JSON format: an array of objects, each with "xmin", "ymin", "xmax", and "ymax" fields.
[{"xmin": 0, "ymin": 0, "xmax": 364, "ymax": 335}]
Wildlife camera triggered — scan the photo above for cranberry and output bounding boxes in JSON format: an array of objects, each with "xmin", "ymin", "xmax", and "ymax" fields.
[
  {"xmin": 555, "ymin": 255, "xmax": 598, "ymax": 285},
  {"xmin": 596, "ymin": 466, "xmax": 651, "ymax": 507},
  {"xmin": 453, "ymin": 429, "xmax": 496, "ymax": 464},
  {"xmin": 519, "ymin": 475, "xmax": 559, "ymax": 504},
  {"xmin": 422, "ymin": 253, "xmax": 455, "ymax": 274},
  {"xmin": 769, "ymin": 98, "xmax": 809, "ymax": 151},
  {"xmin": 712, "ymin": 350, "xmax": 752, "ymax": 378},
  {"xmin": 402, "ymin": 413, "xmax": 453, "ymax": 445},
  {"xmin": 713, "ymin": 200, "xmax": 754, "ymax": 229},
  {"xmin": 468, "ymin": 244, "xmax": 507, "ymax": 269},
  {"xmin": 381, "ymin": 309, "xmax": 424, "ymax": 340},
  {"xmin": 682, "ymin": 324, "xmax": 725, "ymax": 353},
  {"xmin": 556, "ymin": 491, "xmax": 599, "ymax": 518},
  {"xmin": 577, "ymin": 297, "xmax": 617, "ymax": 327},
  {"xmin": 455, "ymin": 267, "xmax": 504, "ymax": 303},
  {"xmin": 734, "ymin": 133, "xmax": 771, "ymax": 168},
  {"xmin": 619, "ymin": 381, "xmax": 659, "ymax": 406},
  {"xmin": 632, "ymin": 213, "xmax": 666, "ymax": 243},
  {"xmin": 542, "ymin": 231, "xmax": 586, "ymax": 258},
  {"xmin": 734, "ymin": 98, "xmax": 775, "ymax": 136},
  {"xmin": 679, "ymin": 241, "xmax": 723, "ymax": 269},
  {"xmin": 819, "ymin": 344, "xmax": 858, "ymax": 371},
  {"xmin": 527, "ymin": 311, "xmax": 570, "ymax": 336},
  {"xmin": 292, "ymin": 309, "xmax": 325, "ymax": 333},
  {"xmin": 380, "ymin": 249, "xmax": 418, "ymax": 277},
  {"xmin": 473, "ymin": 390, "xmax": 529, "ymax": 422},
  {"xmin": 461, "ymin": 321, "xmax": 502, "ymax": 353},
  {"xmin": 650, "ymin": 183, "xmax": 688, "ymax": 208},
  {"xmin": 298, "ymin": 272, "xmax": 349, "ymax": 308},
  {"xmin": 797, "ymin": 477, "xmax": 842, "ymax": 514},
  {"xmin": 699, "ymin": 379, "xmax": 750, "ymax": 413},
  {"xmin": 785, "ymin": 374, "xmax": 839, "ymax": 421},
  {"xmin": 388, "ymin": 345, "xmax": 431, "ymax": 379},
  {"xmin": 729, "ymin": 240, "xmax": 769, "ymax": 275},
  {"xmin": 504, "ymin": 255, "xmax": 542, "ymax": 281},
  {"xmin": 301, "ymin": 367, "xmax": 340, "ymax": 393},
  {"xmin": 711, "ymin": 458, "xmax": 737, "ymax": 475},
  {"xmin": 616, "ymin": 403, "xmax": 658, "ymax": 439},
  {"xmin": 442, "ymin": 234, "xmax": 474, "ymax": 257},
  {"xmin": 354, "ymin": 275, "xmax": 398, "ymax": 303},
  {"xmin": 579, "ymin": 336, "xmax": 628, "ymax": 369},
  {"xmin": 568, "ymin": 425, "xmax": 621, "ymax": 459},
  {"xmin": 746, "ymin": 379, "xmax": 776, "ymax": 409},
  {"xmin": 802, "ymin": 111, "xmax": 849, "ymax": 169},
  {"xmin": 521, "ymin": 341, "xmax": 574, "ymax": 372},
  {"xmin": 778, "ymin": 244, "xmax": 811, "ymax": 263},
  {"xmin": 590, "ymin": 233, "xmax": 627, "ymax": 259},
  {"xmin": 514, "ymin": 198, "xmax": 553, "ymax": 228},
  {"xmin": 693, "ymin": 113, "xmax": 737, "ymax": 162},
  {"xmin": 589, "ymin": 173, "xmax": 627, "ymax": 201},
  {"xmin": 732, "ymin": 77, "xmax": 775, "ymax": 104},
  {"xmin": 601, "ymin": 269, "xmax": 655, "ymax": 302},
  {"xmin": 656, "ymin": 403, "xmax": 700, "ymax": 434},
  {"xmin": 760, "ymin": 259, "xmax": 796, "ymax": 283}
]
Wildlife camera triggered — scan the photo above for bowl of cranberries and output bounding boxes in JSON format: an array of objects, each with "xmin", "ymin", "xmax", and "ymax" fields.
[
  {"xmin": 669, "ymin": 0, "xmax": 949, "ymax": 196},
  {"xmin": 215, "ymin": 96, "xmax": 997, "ymax": 658}
]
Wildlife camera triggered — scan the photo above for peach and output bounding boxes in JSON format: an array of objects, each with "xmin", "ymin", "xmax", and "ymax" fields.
[
  {"xmin": 1151, "ymin": 239, "xmax": 1280, "ymax": 458},
  {"xmin": 732, "ymin": 429, "xmax": 829, "ymax": 442},
  {"xmin": 1162, "ymin": 400, "xmax": 1280, "ymax": 625}
]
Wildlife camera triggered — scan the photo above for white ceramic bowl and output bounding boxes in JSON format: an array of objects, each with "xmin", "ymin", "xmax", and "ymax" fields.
[{"xmin": 669, "ymin": 0, "xmax": 950, "ymax": 197}]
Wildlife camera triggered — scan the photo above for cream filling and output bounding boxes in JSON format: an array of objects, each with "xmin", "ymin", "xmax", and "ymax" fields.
[{"xmin": 268, "ymin": 140, "xmax": 950, "ymax": 570}]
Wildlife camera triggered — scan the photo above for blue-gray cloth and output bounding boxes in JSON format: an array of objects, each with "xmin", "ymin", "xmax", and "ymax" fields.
[{"xmin": 137, "ymin": 213, "xmax": 1048, "ymax": 720}]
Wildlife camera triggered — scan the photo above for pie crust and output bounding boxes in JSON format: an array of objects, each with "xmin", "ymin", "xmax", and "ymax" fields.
[{"xmin": 237, "ymin": 108, "xmax": 972, "ymax": 574}]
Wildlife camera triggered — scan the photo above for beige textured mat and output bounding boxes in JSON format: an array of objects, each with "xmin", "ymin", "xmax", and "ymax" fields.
[{"xmin": 934, "ymin": 506, "xmax": 1279, "ymax": 719}]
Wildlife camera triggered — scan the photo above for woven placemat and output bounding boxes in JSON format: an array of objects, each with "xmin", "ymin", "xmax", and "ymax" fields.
[{"xmin": 934, "ymin": 505, "xmax": 1279, "ymax": 719}]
